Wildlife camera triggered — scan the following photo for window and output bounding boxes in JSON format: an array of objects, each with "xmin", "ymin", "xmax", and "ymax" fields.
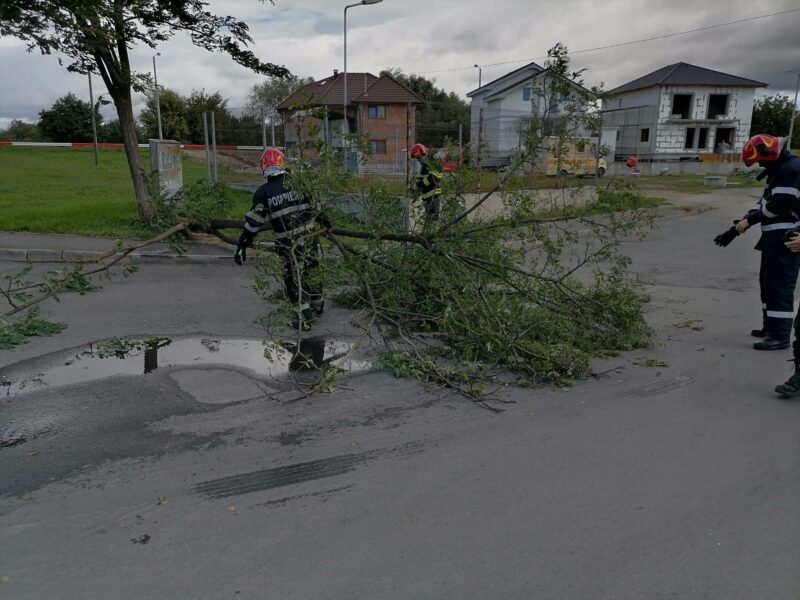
[
  {"xmin": 367, "ymin": 105, "xmax": 385, "ymax": 119},
  {"xmin": 698, "ymin": 127, "xmax": 709, "ymax": 149},
  {"xmin": 522, "ymin": 87, "xmax": 531, "ymax": 101},
  {"xmin": 715, "ymin": 127, "xmax": 736, "ymax": 151},
  {"xmin": 684, "ymin": 127, "xmax": 696, "ymax": 149},
  {"xmin": 640, "ymin": 128, "xmax": 650, "ymax": 142},
  {"xmin": 672, "ymin": 94, "xmax": 693, "ymax": 119},
  {"xmin": 707, "ymin": 94, "xmax": 728, "ymax": 119},
  {"xmin": 369, "ymin": 139, "xmax": 387, "ymax": 154}
]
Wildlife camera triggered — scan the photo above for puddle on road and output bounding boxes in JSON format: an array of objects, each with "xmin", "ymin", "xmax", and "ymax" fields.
[{"xmin": 0, "ymin": 336, "xmax": 371, "ymax": 398}]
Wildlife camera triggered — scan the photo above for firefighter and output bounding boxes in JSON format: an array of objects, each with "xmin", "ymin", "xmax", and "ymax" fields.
[
  {"xmin": 234, "ymin": 148, "xmax": 325, "ymax": 331},
  {"xmin": 410, "ymin": 143, "xmax": 443, "ymax": 220},
  {"xmin": 720, "ymin": 134, "xmax": 800, "ymax": 351}
]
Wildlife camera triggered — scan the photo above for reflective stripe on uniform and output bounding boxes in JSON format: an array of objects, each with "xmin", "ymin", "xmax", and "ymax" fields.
[
  {"xmin": 766, "ymin": 310, "xmax": 795, "ymax": 319},
  {"xmin": 271, "ymin": 203, "xmax": 309, "ymax": 218},
  {"xmin": 761, "ymin": 205, "xmax": 778, "ymax": 218},
  {"xmin": 421, "ymin": 188, "xmax": 442, "ymax": 200},
  {"xmin": 772, "ymin": 187, "xmax": 800, "ymax": 197},
  {"xmin": 761, "ymin": 221, "xmax": 800, "ymax": 231},
  {"xmin": 245, "ymin": 211, "xmax": 267, "ymax": 223},
  {"xmin": 244, "ymin": 222, "xmax": 261, "ymax": 233},
  {"xmin": 275, "ymin": 221, "xmax": 317, "ymax": 239}
]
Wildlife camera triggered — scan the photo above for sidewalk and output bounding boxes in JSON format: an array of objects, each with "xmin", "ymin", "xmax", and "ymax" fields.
[
  {"xmin": 0, "ymin": 230, "xmax": 234, "ymax": 264},
  {"xmin": 0, "ymin": 186, "xmax": 756, "ymax": 265}
]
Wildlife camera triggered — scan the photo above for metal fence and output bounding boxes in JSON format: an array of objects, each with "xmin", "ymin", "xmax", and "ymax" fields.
[{"xmin": 197, "ymin": 108, "xmax": 469, "ymax": 180}]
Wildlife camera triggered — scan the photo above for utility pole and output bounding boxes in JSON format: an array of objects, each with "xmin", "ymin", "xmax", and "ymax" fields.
[
  {"xmin": 153, "ymin": 53, "xmax": 163, "ymax": 140},
  {"xmin": 88, "ymin": 73, "xmax": 99, "ymax": 168},
  {"xmin": 787, "ymin": 70, "xmax": 800, "ymax": 151}
]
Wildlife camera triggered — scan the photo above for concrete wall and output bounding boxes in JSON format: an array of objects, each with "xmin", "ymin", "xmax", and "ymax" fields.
[
  {"xmin": 601, "ymin": 105, "xmax": 659, "ymax": 157},
  {"xmin": 602, "ymin": 85, "xmax": 757, "ymax": 159},
  {"xmin": 654, "ymin": 85, "xmax": 755, "ymax": 155},
  {"xmin": 606, "ymin": 159, "xmax": 757, "ymax": 177}
]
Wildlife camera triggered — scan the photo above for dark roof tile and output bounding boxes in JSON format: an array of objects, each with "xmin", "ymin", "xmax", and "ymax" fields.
[{"xmin": 609, "ymin": 62, "xmax": 766, "ymax": 94}]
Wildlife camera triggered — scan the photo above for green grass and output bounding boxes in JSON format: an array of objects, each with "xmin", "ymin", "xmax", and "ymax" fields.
[
  {"xmin": 0, "ymin": 146, "xmax": 761, "ymax": 238},
  {"xmin": 0, "ymin": 146, "xmax": 251, "ymax": 238}
]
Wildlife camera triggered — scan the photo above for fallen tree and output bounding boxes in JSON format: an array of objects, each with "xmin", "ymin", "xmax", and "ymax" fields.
[{"xmin": 0, "ymin": 45, "xmax": 655, "ymax": 405}]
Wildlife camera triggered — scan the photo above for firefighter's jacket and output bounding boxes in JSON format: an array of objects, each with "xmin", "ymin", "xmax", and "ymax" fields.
[
  {"xmin": 413, "ymin": 158, "xmax": 443, "ymax": 201},
  {"xmin": 744, "ymin": 150, "xmax": 800, "ymax": 234},
  {"xmin": 244, "ymin": 174, "xmax": 320, "ymax": 242}
]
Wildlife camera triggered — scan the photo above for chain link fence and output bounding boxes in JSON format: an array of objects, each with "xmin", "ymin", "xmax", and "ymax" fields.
[{"xmin": 196, "ymin": 108, "xmax": 469, "ymax": 181}]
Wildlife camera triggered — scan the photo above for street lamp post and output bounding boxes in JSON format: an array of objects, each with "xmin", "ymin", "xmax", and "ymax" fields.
[
  {"xmin": 343, "ymin": 0, "xmax": 383, "ymax": 170},
  {"xmin": 88, "ymin": 73, "xmax": 100, "ymax": 167},
  {"xmin": 787, "ymin": 69, "xmax": 800, "ymax": 151},
  {"xmin": 474, "ymin": 64, "xmax": 482, "ymax": 88},
  {"xmin": 153, "ymin": 52, "xmax": 163, "ymax": 140}
]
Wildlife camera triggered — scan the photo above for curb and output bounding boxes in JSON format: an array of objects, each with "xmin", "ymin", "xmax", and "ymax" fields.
[{"xmin": 0, "ymin": 247, "xmax": 232, "ymax": 265}]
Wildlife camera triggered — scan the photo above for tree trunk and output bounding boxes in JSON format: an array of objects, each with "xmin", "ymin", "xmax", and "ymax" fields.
[{"xmin": 115, "ymin": 91, "xmax": 156, "ymax": 225}]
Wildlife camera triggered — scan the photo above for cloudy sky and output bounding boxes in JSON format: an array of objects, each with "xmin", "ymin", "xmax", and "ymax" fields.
[{"xmin": 1, "ymin": 0, "xmax": 799, "ymax": 128}]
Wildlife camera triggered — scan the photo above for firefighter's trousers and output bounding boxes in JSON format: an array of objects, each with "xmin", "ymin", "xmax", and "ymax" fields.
[{"xmin": 758, "ymin": 230, "xmax": 800, "ymax": 341}]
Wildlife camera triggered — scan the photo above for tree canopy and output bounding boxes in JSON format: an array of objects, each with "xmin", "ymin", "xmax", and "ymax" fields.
[
  {"xmin": 751, "ymin": 94, "xmax": 799, "ymax": 148},
  {"xmin": 381, "ymin": 69, "xmax": 471, "ymax": 148},
  {"xmin": 246, "ymin": 74, "xmax": 314, "ymax": 117},
  {"xmin": 38, "ymin": 92, "xmax": 101, "ymax": 143},
  {"xmin": 0, "ymin": 119, "xmax": 42, "ymax": 142}
]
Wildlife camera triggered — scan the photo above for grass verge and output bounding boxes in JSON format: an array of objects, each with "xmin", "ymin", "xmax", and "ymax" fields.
[{"xmin": 0, "ymin": 146, "xmax": 251, "ymax": 238}]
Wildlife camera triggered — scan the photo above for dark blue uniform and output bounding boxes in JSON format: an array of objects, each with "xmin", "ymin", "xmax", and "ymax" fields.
[
  {"xmin": 241, "ymin": 173, "xmax": 323, "ymax": 324},
  {"xmin": 743, "ymin": 149, "xmax": 800, "ymax": 343}
]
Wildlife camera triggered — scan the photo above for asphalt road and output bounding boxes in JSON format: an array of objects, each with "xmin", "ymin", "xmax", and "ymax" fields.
[{"xmin": 0, "ymin": 187, "xmax": 798, "ymax": 599}]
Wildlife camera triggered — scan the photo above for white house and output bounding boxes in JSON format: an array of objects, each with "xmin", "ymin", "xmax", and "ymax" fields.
[
  {"xmin": 467, "ymin": 62, "xmax": 590, "ymax": 165},
  {"xmin": 601, "ymin": 62, "xmax": 766, "ymax": 161}
]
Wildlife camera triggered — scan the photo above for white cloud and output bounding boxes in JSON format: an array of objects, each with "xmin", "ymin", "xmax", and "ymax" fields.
[{"xmin": 0, "ymin": 0, "xmax": 798, "ymax": 127}]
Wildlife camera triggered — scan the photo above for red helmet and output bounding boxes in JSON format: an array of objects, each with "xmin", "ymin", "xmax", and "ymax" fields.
[
  {"xmin": 742, "ymin": 134, "xmax": 780, "ymax": 167},
  {"xmin": 410, "ymin": 143, "xmax": 428, "ymax": 159},
  {"xmin": 260, "ymin": 147, "xmax": 287, "ymax": 176}
]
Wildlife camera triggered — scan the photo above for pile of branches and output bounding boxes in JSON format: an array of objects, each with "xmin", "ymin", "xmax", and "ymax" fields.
[{"xmin": 233, "ymin": 151, "xmax": 654, "ymax": 399}]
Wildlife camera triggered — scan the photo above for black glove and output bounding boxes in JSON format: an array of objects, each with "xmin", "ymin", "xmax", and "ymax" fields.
[
  {"xmin": 234, "ymin": 231, "xmax": 254, "ymax": 265},
  {"xmin": 714, "ymin": 226, "xmax": 739, "ymax": 247},
  {"xmin": 784, "ymin": 226, "xmax": 800, "ymax": 242}
]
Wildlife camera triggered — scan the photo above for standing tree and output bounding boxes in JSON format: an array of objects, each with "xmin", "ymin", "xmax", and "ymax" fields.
[
  {"xmin": 38, "ymin": 92, "xmax": 100, "ymax": 142},
  {"xmin": 184, "ymin": 90, "xmax": 235, "ymax": 144},
  {"xmin": 751, "ymin": 94, "xmax": 800, "ymax": 148},
  {"xmin": 245, "ymin": 74, "xmax": 313, "ymax": 117},
  {"xmin": 0, "ymin": 119, "xmax": 41, "ymax": 141},
  {"xmin": 139, "ymin": 88, "xmax": 189, "ymax": 142},
  {"xmin": 381, "ymin": 69, "xmax": 470, "ymax": 148},
  {"xmin": 0, "ymin": 0, "xmax": 289, "ymax": 224}
]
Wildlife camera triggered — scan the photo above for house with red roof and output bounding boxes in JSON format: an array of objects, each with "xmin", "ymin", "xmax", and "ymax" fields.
[{"xmin": 277, "ymin": 70, "xmax": 424, "ymax": 173}]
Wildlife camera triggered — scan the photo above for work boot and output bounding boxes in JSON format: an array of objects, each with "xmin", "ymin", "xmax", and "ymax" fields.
[
  {"xmin": 753, "ymin": 337, "xmax": 790, "ymax": 351},
  {"xmin": 752, "ymin": 309, "xmax": 767, "ymax": 338},
  {"xmin": 775, "ymin": 368, "xmax": 800, "ymax": 398}
]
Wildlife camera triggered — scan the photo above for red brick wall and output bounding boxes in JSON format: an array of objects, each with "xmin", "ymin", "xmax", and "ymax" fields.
[
  {"xmin": 280, "ymin": 104, "xmax": 417, "ymax": 165},
  {"xmin": 359, "ymin": 103, "xmax": 416, "ymax": 163}
]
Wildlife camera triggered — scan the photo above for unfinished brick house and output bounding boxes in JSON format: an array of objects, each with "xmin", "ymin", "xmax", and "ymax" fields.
[
  {"xmin": 277, "ymin": 70, "xmax": 424, "ymax": 174},
  {"xmin": 600, "ymin": 62, "xmax": 767, "ymax": 163}
]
